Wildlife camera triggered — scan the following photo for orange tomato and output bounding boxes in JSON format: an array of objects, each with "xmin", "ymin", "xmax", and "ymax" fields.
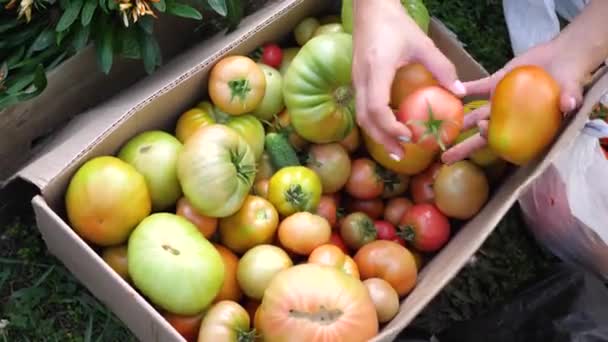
[
  {"xmin": 363, "ymin": 278, "xmax": 400, "ymax": 323},
  {"xmin": 339, "ymin": 124, "xmax": 361, "ymax": 153},
  {"xmin": 363, "ymin": 130, "xmax": 436, "ymax": 175},
  {"xmin": 212, "ymin": 244, "xmax": 242, "ymax": 303},
  {"xmin": 488, "ymin": 65, "xmax": 562, "ymax": 165},
  {"xmin": 278, "ymin": 212, "xmax": 331, "ymax": 255},
  {"xmin": 354, "ymin": 240, "xmax": 418, "ymax": 296},
  {"xmin": 208, "ymin": 56, "xmax": 266, "ymax": 116},
  {"xmin": 176, "ymin": 197, "xmax": 218, "ymax": 239},
  {"xmin": 308, "ymin": 244, "xmax": 360, "ymax": 279},
  {"xmin": 101, "ymin": 245, "xmax": 129, "ymax": 281},
  {"xmin": 163, "ymin": 311, "xmax": 204, "ymax": 342},
  {"xmin": 390, "ymin": 63, "xmax": 438, "ymax": 108},
  {"xmin": 174, "ymin": 102, "xmax": 216, "ymax": 143}
]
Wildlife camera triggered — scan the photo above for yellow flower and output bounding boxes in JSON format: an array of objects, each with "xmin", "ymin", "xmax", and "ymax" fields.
[{"xmin": 117, "ymin": 0, "xmax": 159, "ymax": 26}]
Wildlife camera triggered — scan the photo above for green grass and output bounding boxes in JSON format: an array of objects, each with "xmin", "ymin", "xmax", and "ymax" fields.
[{"xmin": 0, "ymin": 1, "xmax": 514, "ymax": 340}]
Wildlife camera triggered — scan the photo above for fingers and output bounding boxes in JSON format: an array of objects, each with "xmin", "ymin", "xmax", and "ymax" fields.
[
  {"xmin": 559, "ymin": 81, "xmax": 583, "ymax": 115},
  {"xmin": 441, "ymin": 133, "xmax": 488, "ymax": 165},
  {"xmin": 463, "ymin": 104, "xmax": 491, "ymax": 130},
  {"xmin": 477, "ymin": 119, "xmax": 489, "ymax": 138},
  {"xmin": 413, "ymin": 40, "xmax": 465, "ymax": 97},
  {"xmin": 462, "ymin": 75, "xmax": 497, "ymax": 97}
]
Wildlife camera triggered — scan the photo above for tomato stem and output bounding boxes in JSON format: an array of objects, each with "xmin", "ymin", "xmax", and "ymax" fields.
[
  {"xmin": 228, "ymin": 78, "xmax": 252, "ymax": 103},
  {"xmin": 230, "ymin": 149, "xmax": 256, "ymax": 186},
  {"xmin": 285, "ymin": 184, "xmax": 309, "ymax": 211},
  {"xmin": 333, "ymin": 85, "xmax": 353, "ymax": 107},
  {"xmin": 236, "ymin": 328, "xmax": 258, "ymax": 342},
  {"xmin": 359, "ymin": 217, "xmax": 378, "ymax": 240},
  {"xmin": 397, "ymin": 225, "xmax": 415, "ymax": 242}
]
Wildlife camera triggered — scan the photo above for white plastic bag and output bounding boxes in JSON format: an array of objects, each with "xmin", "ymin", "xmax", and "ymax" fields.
[
  {"xmin": 502, "ymin": 0, "xmax": 589, "ymax": 56},
  {"xmin": 518, "ymin": 118, "xmax": 608, "ymax": 281}
]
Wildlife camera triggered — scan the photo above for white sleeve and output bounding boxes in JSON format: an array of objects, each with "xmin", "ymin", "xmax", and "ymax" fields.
[{"xmin": 502, "ymin": 0, "xmax": 561, "ymax": 56}]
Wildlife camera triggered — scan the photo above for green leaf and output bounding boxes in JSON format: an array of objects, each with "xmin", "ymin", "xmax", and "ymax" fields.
[
  {"xmin": 56, "ymin": 27, "xmax": 70, "ymax": 45},
  {"xmin": 138, "ymin": 31, "xmax": 161, "ymax": 74},
  {"xmin": 46, "ymin": 51, "xmax": 69, "ymax": 71},
  {"xmin": 137, "ymin": 16, "xmax": 154, "ymax": 34},
  {"xmin": 207, "ymin": 0, "xmax": 227, "ymax": 16},
  {"xmin": 71, "ymin": 23, "xmax": 90, "ymax": 51},
  {"xmin": 27, "ymin": 29, "xmax": 55, "ymax": 57},
  {"xmin": 153, "ymin": 0, "xmax": 166, "ymax": 12},
  {"xmin": 0, "ymin": 94, "xmax": 21, "ymax": 110},
  {"xmin": 6, "ymin": 46, "xmax": 25, "ymax": 68},
  {"xmin": 225, "ymin": 0, "xmax": 243, "ymax": 31},
  {"xmin": 166, "ymin": 2, "xmax": 203, "ymax": 20},
  {"xmin": 6, "ymin": 71, "xmax": 36, "ymax": 94},
  {"xmin": 56, "ymin": 0, "xmax": 84, "ymax": 32},
  {"xmin": 95, "ymin": 19, "xmax": 114, "ymax": 74},
  {"xmin": 0, "ymin": 18, "xmax": 19, "ymax": 34},
  {"xmin": 119, "ymin": 28, "xmax": 141, "ymax": 59},
  {"xmin": 99, "ymin": 0, "xmax": 108, "ymax": 13},
  {"xmin": 81, "ymin": 0, "xmax": 98, "ymax": 26}
]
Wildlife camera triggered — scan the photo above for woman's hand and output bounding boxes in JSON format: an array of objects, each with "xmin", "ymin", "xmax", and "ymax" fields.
[{"xmin": 352, "ymin": 0, "xmax": 465, "ymax": 161}]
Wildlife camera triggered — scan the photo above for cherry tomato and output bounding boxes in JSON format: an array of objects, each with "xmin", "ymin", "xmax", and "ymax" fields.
[
  {"xmin": 399, "ymin": 203, "xmax": 451, "ymax": 252},
  {"xmin": 409, "ymin": 162, "xmax": 442, "ymax": 204},
  {"xmin": 354, "ymin": 240, "xmax": 418, "ymax": 296},
  {"xmin": 314, "ymin": 195, "xmax": 338, "ymax": 228},
  {"xmin": 328, "ymin": 232, "xmax": 349, "ymax": 253},
  {"xmin": 308, "ymin": 244, "xmax": 360, "ymax": 279},
  {"xmin": 383, "ymin": 197, "xmax": 413, "ymax": 226},
  {"xmin": 373, "ymin": 220, "xmax": 405, "ymax": 247},
  {"xmin": 163, "ymin": 311, "xmax": 204, "ymax": 342},
  {"xmin": 345, "ymin": 158, "xmax": 384, "ymax": 199},
  {"xmin": 345, "ymin": 197, "xmax": 384, "ymax": 220},
  {"xmin": 340, "ymin": 212, "xmax": 377, "ymax": 250},
  {"xmin": 390, "ymin": 63, "xmax": 438, "ymax": 109},
  {"xmin": 260, "ymin": 43, "xmax": 283, "ymax": 68},
  {"xmin": 176, "ymin": 197, "xmax": 218, "ymax": 239},
  {"xmin": 278, "ymin": 212, "xmax": 331, "ymax": 255},
  {"xmin": 397, "ymin": 85, "xmax": 464, "ymax": 152}
]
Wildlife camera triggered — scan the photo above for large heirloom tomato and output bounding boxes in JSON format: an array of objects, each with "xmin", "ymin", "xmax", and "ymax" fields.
[
  {"xmin": 267, "ymin": 166, "xmax": 322, "ymax": 216},
  {"xmin": 175, "ymin": 102, "xmax": 216, "ymax": 143},
  {"xmin": 66, "ymin": 156, "xmax": 151, "ymax": 246},
  {"xmin": 213, "ymin": 108, "xmax": 266, "ymax": 161},
  {"xmin": 177, "ymin": 124, "xmax": 256, "ymax": 218},
  {"xmin": 219, "ymin": 195, "xmax": 279, "ymax": 254},
  {"xmin": 283, "ymin": 32, "xmax": 356, "ymax": 143},
  {"xmin": 363, "ymin": 131, "xmax": 436, "ymax": 175},
  {"xmin": 197, "ymin": 301, "xmax": 255, "ymax": 342},
  {"xmin": 308, "ymin": 244, "xmax": 360, "ymax": 279},
  {"xmin": 256, "ymin": 263, "xmax": 378, "ymax": 342},
  {"xmin": 208, "ymin": 56, "xmax": 266, "ymax": 116},
  {"xmin": 488, "ymin": 65, "xmax": 562, "ymax": 165}
]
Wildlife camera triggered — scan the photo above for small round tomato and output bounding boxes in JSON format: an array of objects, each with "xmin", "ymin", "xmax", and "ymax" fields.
[
  {"xmin": 339, "ymin": 124, "xmax": 361, "ymax": 154},
  {"xmin": 399, "ymin": 203, "xmax": 451, "ymax": 252},
  {"xmin": 175, "ymin": 102, "xmax": 216, "ymax": 144},
  {"xmin": 383, "ymin": 197, "xmax": 413, "ymax": 226},
  {"xmin": 308, "ymin": 244, "xmax": 360, "ymax": 279},
  {"xmin": 345, "ymin": 158, "xmax": 384, "ymax": 200},
  {"xmin": 306, "ymin": 143, "xmax": 351, "ymax": 194},
  {"xmin": 212, "ymin": 244, "xmax": 242, "ymax": 303},
  {"xmin": 374, "ymin": 220, "xmax": 401, "ymax": 243},
  {"xmin": 66, "ymin": 156, "xmax": 151, "ymax": 246},
  {"xmin": 315, "ymin": 195, "xmax": 338, "ymax": 228},
  {"xmin": 354, "ymin": 240, "xmax": 418, "ymax": 296},
  {"xmin": 251, "ymin": 63, "xmax": 284, "ymax": 121},
  {"xmin": 397, "ymin": 85, "xmax": 464, "ymax": 152},
  {"xmin": 267, "ymin": 166, "xmax": 322, "ymax": 216},
  {"xmin": 363, "ymin": 278, "xmax": 400, "ymax": 323},
  {"xmin": 409, "ymin": 162, "xmax": 442, "ymax": 204},
  {"xmin": 278, "ymin": 212, "xmax": 331, "ymax": 255},
  {"xmin": 294, "ymin": 17, "xmax": 320, "ymax": 46},
  {"xmin": 256, "ymin": 264, "xmax": 378, "ymax": 342},
  {"xmin": 345, "ymin": 198, "xmax": 384, "ymax": 220},
  {"xmin": 101, "ymin": 245, "xmax": 129, "ymax": 282},
  {"xmin": 340, "ymin": 212, "xmax": 377, "ymax": 250},
  {"xmin": 164, "ymin": 311, "xmax": 204, "ymax": 342},
  {"xmin": 219, "ymin": 195, "xmax": 279, "ymax": 254},
  {"xmin": 197, "ymin": 300, "xmax": 255, "ymax": 342},
  {"xmin": 270, "ymin": 109, "xmax": 309, "ymax": 151},
  {"xmin": 260, "ymin": 43, "xmax": 283, "ymax": 68},
  {"xmin": 329, "ymin": 232, "xmax": 349, "ymax": 253},
  {"xmin": 390, "ymin": 63, "xmax": 438, "ymax": 109},
  {"xmin": 176, "ymin": 197, "xmax": 218, "ymax": 239},
  {"xmin": 208, "ymin": 55, "xmax": 266, "ymax": 116},
  {"xmin": 252, "ymin": 179, "xmax": 269, "ymax": 199},
  {"xmin": 433, "ymin": 161, "xmax": 489, "ymax": 220},
  {"xmin": 237, "ymin": 245, "xmax": 293, "ymax": 300}
]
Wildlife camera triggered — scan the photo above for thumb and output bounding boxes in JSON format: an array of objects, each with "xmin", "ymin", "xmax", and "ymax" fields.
[
  {"xmin": 559, "ymin": 81, "xmax": 583, "ymax": 115},
  {"xmin": 414, "ymin": 43, "xmax": 465, "ymax": 97}
]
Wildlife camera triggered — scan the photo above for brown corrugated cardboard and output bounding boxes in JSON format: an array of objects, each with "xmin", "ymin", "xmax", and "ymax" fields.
[{"xmin": 8, "ymin": 0, "xmax": 607, "ymax": 340}]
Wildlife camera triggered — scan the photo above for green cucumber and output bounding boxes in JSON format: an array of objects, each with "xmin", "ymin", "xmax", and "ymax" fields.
[{"xmin": 264, "ymin": 132, "xmax": 300, "ymax": 169}]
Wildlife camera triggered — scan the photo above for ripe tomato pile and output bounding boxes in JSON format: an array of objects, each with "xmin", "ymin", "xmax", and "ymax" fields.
[{"xmin": 63, "ymin": 7, "xmax": 565, "ymax": 342}]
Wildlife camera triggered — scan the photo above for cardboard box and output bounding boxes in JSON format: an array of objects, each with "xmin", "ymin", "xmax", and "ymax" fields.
[{"xmin": 7, "ymin": 0, "xmax": 608, "ymax": 340}]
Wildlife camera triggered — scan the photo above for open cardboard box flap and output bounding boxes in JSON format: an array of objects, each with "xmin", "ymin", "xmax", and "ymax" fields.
[{"xmin": 7, "ymin": 0, "xmax": 608, "ymax": 340}]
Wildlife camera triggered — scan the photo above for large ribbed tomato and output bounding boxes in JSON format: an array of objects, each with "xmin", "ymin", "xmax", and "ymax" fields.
[
  {"xmin": 256, "ymin": 263, "xmax": 378, "ymax": 342},
  {"xmin": 283, "ymin": 33, "xmax": 355, "ymax": 143}
]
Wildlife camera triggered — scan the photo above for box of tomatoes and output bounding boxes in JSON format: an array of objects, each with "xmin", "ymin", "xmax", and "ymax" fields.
[{"xmin": 8, "ymin": 0, "xmax": 608, "ymax": 341}]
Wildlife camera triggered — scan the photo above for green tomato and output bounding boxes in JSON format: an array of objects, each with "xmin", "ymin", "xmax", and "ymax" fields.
[
  {"xmin": 279, "ymin": 47, "xmax": 300, "ymax": 76},
  {"xmin": 251, "ymin": 64, "xmax": 284, "ymax": 121},
  {"xmin": 214, "ymin": 108, "xmax": 266, "ymax": 161},
  {"xmin": 128, "ymin": 213, "xmax": 224, "ymax": 315},
  {"xmin": 236, "ymin": 244, "xmax": 293, "ymax": 300},
  {"xmin": 341, "ymin": 0, "xmax": 430, "ymax": 34},
  {"xmin": 177, "ymin": 124, "xmax": 256, "ymax": 218},
  {"xmin": 283, "ymin": 33, "xmax": 355, "ymax": 143},
  {"xmin": 294, "ymin": 17, "xmax": 320, "ymax": 46},
  {"xmin": 118, "ymin": 130, "xmax": 183, "ymax": 211},
  {"xmin": 312, "ymin": 23, "xmax": 345, "ymax": 38},
  {"xmin": 267, "ymin": 166, "xmax": 323, "ymax": 217}
]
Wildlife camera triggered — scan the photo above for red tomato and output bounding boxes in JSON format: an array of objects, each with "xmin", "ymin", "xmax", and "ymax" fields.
[
  {"xmin": 176, "ymin": 197, "xmax": 218, "ymax": 239},
  {"xmin": 390, "ymin": 63, "xmax": 439, "ymax": 109},
  {"xmin": 374, "ymin": 220, "xmax": 405, "ymax": 247},
  {"xmin": 383, "ymin": 197, "xmax": 413, "ymax": 226},
  {"xmin": 328, "ymin": 232, "xmax": 349, "ymax": 253},
  {"xmin": 315, "ymin": 195, "xmax": 338, "ymax": 228},
  {"xmin": 261, "ymin": 43, "xmax": 283, "ymax": 68},
  {"xmin": 345, "ymin": 197, "xmax": 384, "ymax": 219},
  {"xmin": 409, "ymin": 162, "xmax": 442, "ymax": 204},
  {"xmin": 163, "ymin": 312, "xmax": 203, "ymax": 342},
  {"xmin": 399, "ymin": 203, "xmax": 451, "ymax": 252},
  {"xmin": 345, "ymin": 158, "xmax": 384, "ymax": 200},
  {"xmin": 397, "ymin": 85, "xmax": 464, "ymax": 152}
]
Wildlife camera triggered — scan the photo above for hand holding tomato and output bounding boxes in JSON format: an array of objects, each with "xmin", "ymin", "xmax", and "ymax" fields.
[{"xmin": 351, "ymin": 0, "xmax": 465, "ymax": 160}]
